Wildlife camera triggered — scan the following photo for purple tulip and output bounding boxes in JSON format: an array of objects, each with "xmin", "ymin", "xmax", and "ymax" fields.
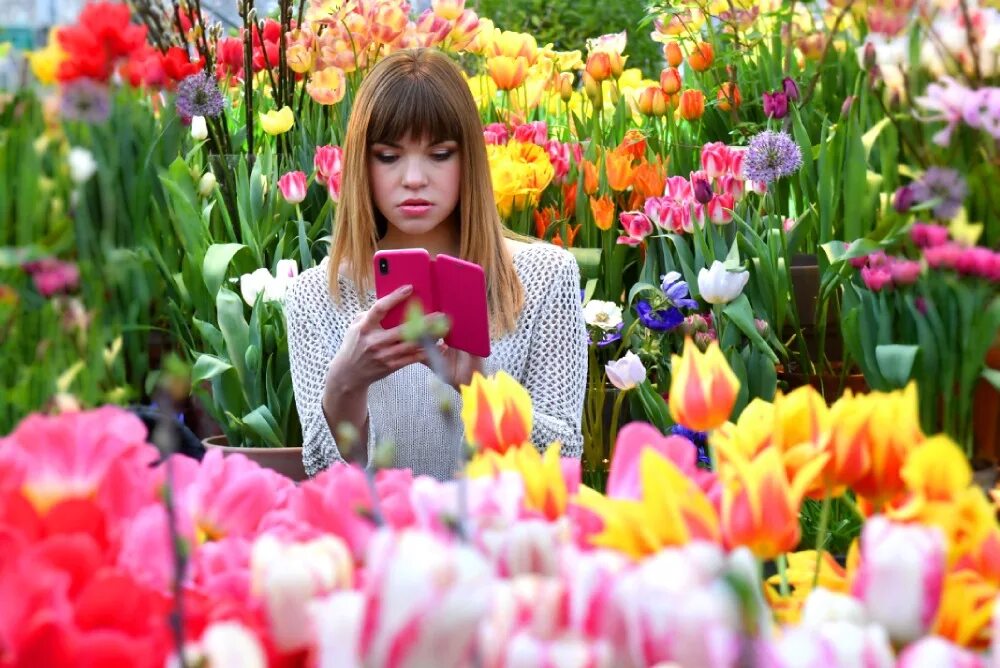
[{"xmin": 762, "ymin": 91, "xmax": 788, "ymax": 119}]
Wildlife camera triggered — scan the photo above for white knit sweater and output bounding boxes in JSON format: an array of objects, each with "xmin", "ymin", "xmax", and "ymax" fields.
[{"xmin": 284, "ymin": 243, "xmax": 588, "ymax": 480}]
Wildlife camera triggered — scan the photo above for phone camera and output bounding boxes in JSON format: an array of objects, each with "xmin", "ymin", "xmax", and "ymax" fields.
[{"xmin": 378, "ymin": 258, "xmax": 389, "ymax": 275}]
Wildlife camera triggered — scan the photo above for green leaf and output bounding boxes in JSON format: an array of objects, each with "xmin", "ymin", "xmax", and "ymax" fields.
[
  {"xmin": 203, "ymin": 243, "xmax": 249, "ymax": 297},
  {"xmin": 191, "ymin": 354, "xmax": 233, "ymax": 383},
  {"xmin": 875, "ymin": 344, "xmax": 918, "ymax": 387},
  {"xmin": 243, "ymin": 405, "xmax": 283, "ymax": 447},
  {"xmin": 634, "ymin": 379, "xmax": 673, "ymax": 434},
  {"xmin": 722, "ymin": 295, "xmax": 778, "ymax": 363},
  {"xmin": 568, "ymin": 247, "xmax": 601, "ymax": 281},
  {"xmin": 982, "ymin": 368, "xmax": 1000, "ymax": 392},
  {"xmin": 216, "ymin": 287, "xmax": 251, "ymax": 401}
]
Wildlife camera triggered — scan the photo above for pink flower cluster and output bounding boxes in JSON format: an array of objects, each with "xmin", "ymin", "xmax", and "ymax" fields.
[
  {"xmin": 914, "ymin": 77, "xmax": 1000, "ymax": 146},
  {"xmin": 642, "ymin": 142, "xmax": 763, "ymax": 234},
  {"xmin": 22, "ymin": 257, "xmax": 80, "ymax": 297},
  {"xmin": 855, "ymin": 251, "xmax": 923, "ymax": 292},
  {"xmin": 483, "ymin": 120, "xmax": 584, "ymax": 183},
  {"xmin": 313, "ymin": 145, "xmax": 344, "ymax": 202}
]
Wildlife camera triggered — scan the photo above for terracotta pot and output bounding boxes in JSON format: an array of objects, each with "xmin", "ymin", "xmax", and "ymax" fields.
[
  {"xmin": 788, "ymin": 255, "xmax": 844, "ymax": 362},
  {"xmin": 202, "ymin": 435, "xmax": 307, "ymax": 482},
  {"xmin": 972, "ymin": 342, "xmax": 1000, "ymax": 464},
  {"xmin": 777, "ymin": 363, "xmax": 868, "ymax": 401}
]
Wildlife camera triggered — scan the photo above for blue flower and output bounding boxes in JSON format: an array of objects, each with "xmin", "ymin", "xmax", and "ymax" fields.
[
  {"xmin": 636, "ymin": 300, "xmax": 683, "ymax": 331},
  {"xmin": 660, "ymin": 271, "xmax": 699, "ymax": 310},
  {"xmin": 596, "ymin": 321, "xmax": 623, "ymax": 347},
  {"xmin": 669, "ymin": 424, "xmax": 711, "ymax": 468}
]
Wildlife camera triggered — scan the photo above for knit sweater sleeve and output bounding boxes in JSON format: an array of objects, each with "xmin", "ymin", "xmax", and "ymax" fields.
[{"xmin": 520, "ymin": 249, "xmax": 587, "ymax": 458}]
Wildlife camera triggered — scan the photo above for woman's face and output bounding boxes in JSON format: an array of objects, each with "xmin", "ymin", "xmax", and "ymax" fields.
[{"xmin": 369, "ymin": 133, "xmax": 461, "ymax": 238}]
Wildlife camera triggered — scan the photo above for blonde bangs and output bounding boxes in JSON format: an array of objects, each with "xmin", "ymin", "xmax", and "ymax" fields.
[{"xmin": 329, "ymin": 48, "xmax": 525, "ymax": 338}]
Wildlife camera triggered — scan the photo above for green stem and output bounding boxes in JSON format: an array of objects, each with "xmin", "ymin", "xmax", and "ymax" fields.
[
  {"xmin": 812, "ymin": 490, "xmax": 832, "ymax": 589},
  {"xmin": 608, "ymin": 389, "xmax": 627, "ymax": 461},
  {"xmin": 776, "ymin": 552, "xmax": 790, "ymax": 598}
]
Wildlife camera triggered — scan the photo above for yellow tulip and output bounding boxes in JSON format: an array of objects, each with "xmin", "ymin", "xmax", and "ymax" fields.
[
  {"xmin": 764, "ymin": 549, "xmax": 848, "ymax": 624},
  {"xmin": 259, "ymin": 106, "xmax": 294, "ymax": 135},
  {"xmin": 932, "ymin": 570, "xmax": 995, "ymax": 649},
  {"xmin": 306, "ymin": 67, "xmax": 346, "ymax": 105},
  {"xmin": 488, "ymin": 30, "xmax": 538, "ymax": 65},
  {"xmin": 486, "ymin": 55, "xmax": 528, "ymax": 91},
  {"xmin": 286, "ymin": 42, "xmax": 314, "ymax": 74},
  {"xmin": 668, "ymin": 337, "xmax": 740, "ymax": 431},
  {"xmin": 28, "ymin": 28, "xmax": 66, "ymax": 85},
  {"xmin": 467, "ymin": 443, "xmax": 569, "ymax": 519},
  {"xmin": 459, "ymin": 371, "xmax": 533, "ymax": 455}
]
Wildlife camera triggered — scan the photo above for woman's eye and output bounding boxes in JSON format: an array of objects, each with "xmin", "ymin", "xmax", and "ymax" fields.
[
  {"xmin": 374, "ymin": 153, "xmax": 398, "ymax": 164},
  {"xmin": 431, "ymin": 150, "xmax": 455, "ymax": 161}
]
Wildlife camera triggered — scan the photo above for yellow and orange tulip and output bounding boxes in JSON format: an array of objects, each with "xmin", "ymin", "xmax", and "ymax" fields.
[
  {"xmin": 677, "ymin": 89, "xmax": 705, "ymax": 121},
  {"xmin": 306, "ymin": 66, "xmax": 346, "ymax": 105},
  {"xmin": 637, "ymin": 86, "xmax": 668, "ymax": 117},
  {"xmin": 659, "ymin": 67, "xmax": 682, "ymax": 95},
  {"xmin": 459, "ymin": 371, "xmax": 533, "ymax": 455},
  {"xmin": 486, "ymin": 55, "xmax": 529, "ymax": 91},
  {"xmin": 589, "ymin": 195, "xmax": 615, "ymax": 231},
  {"xmin": 663, "ymin": 41, "xmax": 683, "ymax": 68},
  {"xmin": 603, "ymin": 149, "xmax": 634, "ymax": 192},
  {"xmin": 851, "ymin": 383, "xmax": 924, "ymax": 509},
  {"xmin": 468, "ymin": 443, "xmax": 570, "ymax": 520},
  {"xmin": 687, "ymin": 42, "xmax": 714, "ymax": 71},
  {"xmin": 584, "ymin": 51, "xmax": 612, "ymax": 82},
  {"xmin": 668, "ymin": 337, "xmax": 739, "ymax": 432}
]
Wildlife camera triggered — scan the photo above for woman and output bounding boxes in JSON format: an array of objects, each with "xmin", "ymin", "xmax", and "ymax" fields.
[{"xmin": 285, "ymin": 48, "xmax": 587, "ymax": 480}]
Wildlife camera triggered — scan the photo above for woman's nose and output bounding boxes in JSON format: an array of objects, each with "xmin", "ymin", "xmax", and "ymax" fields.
[{"xmin": 401, "ymin": 157, "xmax": 429, "ymax": 188}]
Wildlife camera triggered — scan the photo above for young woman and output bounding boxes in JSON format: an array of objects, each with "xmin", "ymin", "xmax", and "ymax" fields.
[{"xmin": 285, "ymin": 48, "xmax": 587, "ymax": 480}]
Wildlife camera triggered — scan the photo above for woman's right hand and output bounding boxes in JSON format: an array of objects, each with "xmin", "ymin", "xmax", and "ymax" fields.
[{"xmin": 326, "ymin": 285, "xmax": 430, "ymax": 391}]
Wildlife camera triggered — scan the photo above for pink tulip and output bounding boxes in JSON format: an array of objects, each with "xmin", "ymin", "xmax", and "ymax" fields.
[
  {"xmin": 860, "ymin": 265, "xmax": 893, "ymax": 291},
  {"xmin": 606, "ymin": 422, "xmax": 717, "ymax": 502},
  {"xmin": 544, "ymin": 139, "xmax": 572, "ymax": 182},
  {"xmin": 22, "ymin": 258, "xmax": 80, "ymax": 297},
  {"xmin": 313, "ymin": 145, "xmax": 344, "ymax": 201},
  {"xmin": 483, "ymin": 122, "xmax": 509, "ymax": 145},
  {"xmin": 718, "ymin": 174, "xmax": 744, "ymax": 200},
  {"xmin": 700, "ymin": 142, "xmax": 729, "ymax": 180},
  {"xmin": 616, "ymin": 210, "xmax": 653, "ymax": 246},
  {"xmin": 513, "ymin": 120, "xmax": 547, "ymax": 145},
  {"xmin": 707, "ymin": 193, "xmax": 735, "ymax": 225},
  {"xmin": 888, "ymin": 259, "xmax": 922, "ymax": 285},
  {"xmin": 923, "ymin": 242, "xmax": 963, "ymax": 270},
  {"xmin": 278, "ymin": 171, "xmax": 307, "ymax": 204},
  {"xmin": 910, "ymin": 222, "xmax": 950, "ymax": 248},
  {"xmin": 851, "ymin": 515, "xmax": 946, "ymax": 645},
  {"xmin": 726, "ymin": 146, "xmax": 745, "ymax": 179},
  {"xmin": 897, "ymin": 636, "xmax": 985, "ymax": 668},
  {"xmin": 664, "ymin": 174, "xmax": 693, "ymax": 201}
]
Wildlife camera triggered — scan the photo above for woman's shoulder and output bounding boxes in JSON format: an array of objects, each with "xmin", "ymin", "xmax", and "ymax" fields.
[
  {"xmin": 285, "ymin": 258, "xmax": 358, "ymax": 318},
  {"xmin": 508, "ymin": 239, "xmax": 578, "ymax": 278}
]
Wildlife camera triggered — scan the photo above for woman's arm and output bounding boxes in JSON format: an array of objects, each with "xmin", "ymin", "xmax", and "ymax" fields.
[{"xmin": 520, "ymin": 250, "xmax": 588, "ymax": 458}]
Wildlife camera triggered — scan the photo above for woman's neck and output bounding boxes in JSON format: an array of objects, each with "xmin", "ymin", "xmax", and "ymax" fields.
[{"xmin": 378, "ymin": 223, "xmax": 461, "ymax": 258}]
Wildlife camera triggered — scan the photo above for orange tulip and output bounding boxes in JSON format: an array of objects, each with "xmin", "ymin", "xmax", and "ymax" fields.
[
  {"xmin": 668, "ymin": 337, "xmax": 739, "ymax": 431},
  {"xmin": 629, "ymin": 156, "xmax": 667, "ymax": 203},
  {"xmin": 619, "ymin": 129, "xmax": 646, "ymax": 161},
  {"xmin": 663, "ymin": 41, "xmax": 683, "ymax": 67},
  {"xmin": 371, "ymin": 3, "xmax": 408, "ymax": 44},
  {"xmin": 556, "ymin": 71, "xmax": 574, "ymax": 102},
  {"xmin": 717, "ymin": 82, "xmax": 742, "ymax": 111},
  {"xmin": 581, "ymin": 159, "xmax": 599, "ymax": 195},
  {"xmin": 589, "ymin": 195, "xmax": 615, "ymax": 231},
  {"xmin": 687, "ymin": 41, "xmax": 714, "ymax": 71},
  {"xmin": 659, "ymin": 67, "xmax": 682, "ymax": 95},
  {"xmin": 585, "ymin": 51, "xmax": 612, "ymax": 82},
  {"xmin": 551, "ymin": 224, "xmax": 580, "ymax": 248},
  {"xmin": 306, "ymin": 66, "xmax": 347, "ymax": 105},
  {"xmin": 486, "ymin": 55, "xmax": 528, "ymax": 90},
  {"xmin": 637, "ymin": 86, "xmax": 668, "ymax": 116},
  {"xmin": 606, "ymin": 51, "xmax": 627, "ymax": 79},
  {"xmin": 677, "ymin": 89, "xmax": 705, "ymax": 121},
  {"xmin": 533, "ymin": 205, "xmax": 556, "ymax": 239},
  {"xmin": 459, "ymin": 371, "xmax": 532, "ymax": 455},
  {"xmin": 603, "ymin": 149, "xmax": 634, "ymax": 192},
  {"xmin": 717, "ymin": 445, "xmax": 828, "ymax": 559}
]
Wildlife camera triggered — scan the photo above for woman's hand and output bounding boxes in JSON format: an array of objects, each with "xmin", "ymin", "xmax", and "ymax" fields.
[
  {"xmin": 326, "ymin": 285, "xmax": 430, "ymax": 391},
  {"xmin": 431, "ymin": 342, "xmax": 484, "ymax": 391}
]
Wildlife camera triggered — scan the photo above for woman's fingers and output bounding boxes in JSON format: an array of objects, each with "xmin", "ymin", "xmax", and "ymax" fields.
[{"xmin": 363, "ymin": 284, "xmax": 413, "ymax": 330}]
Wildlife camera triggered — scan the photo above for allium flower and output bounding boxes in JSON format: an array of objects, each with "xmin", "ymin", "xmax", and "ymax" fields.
[
  {"xmin": 59, "ymin": 78, "xmax": 111, "ymax": 123},
  {"xmin": 743, "ymin": 130, "xmax": 802, "ymax": 184},
  {"xmin": 909, "ymin": 167, "xmax": 967, "ymax": 221},
  {"xmin": 175, "ymin": 71, "xmax": 225, "ymax": 118},
  {"xmin": 635, "ymin": 299, "xmax": 683, "ymax": 331}
]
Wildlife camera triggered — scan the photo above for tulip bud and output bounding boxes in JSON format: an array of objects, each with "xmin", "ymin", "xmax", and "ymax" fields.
[
  {"xmin": 717, "ymin": 82, "xmax": 741, "ymax": 111},
  {"xmin": 659, "ymin": 67, "xmax": 682, "ymax": 95},
  {"xmin": 637, "ymin": 86, "xmax": 667, "ymax": 117},
  {"xmin": 190, "ymin": 115, "xmax": 208, "ymax": 141},
  {"xmin": 762, "ymin": 91, "xmax": 788, "ymax": 119},
  {"xmin": 691, "ymin": 173, "xmax": 713, "ymax": 204},
  {"xmin": 687, "ymin": 42, "xmax": 714, "ymax": 72},
  {"xmin": 583, "ymin": 72, "xmax": 603, "ymax": 110},
  {"xmin": 557, "ymin": 72, "xmax": 574, "ymax": 102},
  {"xmin": 677, "ymin": 89, "xmax": 705, "ymax": 121},
  {"xmin": 663, "ymin": 42, "xmax": 683, "ymax": 68},
  {"xmin": 893, "ymin": 185, "xmax": 915, "ymax": 213},
  {"xmin": 607, "ymin": 51, "xmax": 627, "ymax": 79},
  {"xmin": 841, "ymin": 95, "xmax": 856, "ymax": 118},
  {"xmin": 585, "ymin": 51, "xmax": 612, "ymax": 82},
  {"xmin": 198, "ymin": 171, "xmax": 217, "ymax": 197},
  {"xmin": 863, "ymin": 41, "xmax": 877, "ymax": 70},
  {"xmin": 754, "ymin": 318, "xmax": 769, "ymax": 338},
  {"xmin": 782, "ymin": 77, "xmax": 800, "ymax": 102}
]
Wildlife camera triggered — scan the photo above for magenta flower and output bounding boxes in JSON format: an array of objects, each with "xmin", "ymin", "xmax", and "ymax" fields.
[
  {"xmin": 910, "ymin": 222, "xmax": 950, "ymax": 248},
  {"xmin": 278, "ymin": 170, "xmax": 307, "ymax": 204},
  {"xmin": 888, "ymin": 259, "xmax": 922, "ymax": 285},
  {"xmin": 763, "ymin": 90, "xmax": 789, "ymax": 119},
  {"xmin": 22, "ymin": 258, "xmax": 80, "ymax": 297},
  {"xmin": 861, "ymin": 264, "xmax": 893, "ymax": 291},
  {"xmin": 690, "ymin": 171, "xmax": 713, "ymax": 204},
  {"xmin": 699, "ymin": 141, "xmax": 729, "ymax": 179},
  {"xmin": 706, "ymin": 193, "xmax": 735, "ymax": 225},
  {"xmin": 512, "ymin": 120, "xmax": 547, "ymax": 145},
  {"xmin": 782, "ymin": 76, "xmax": 800, "ymax": 101},
  {"xmin": 482, "ymin": 122, "xmax": 509, "ymax": 145},
  {"xmin": 923, "ymin": 242, "xmax": 963, "ymax": 270},
  {"xmin": 617, "ymin": 210, "xmax": 654, "ymax": 246}
]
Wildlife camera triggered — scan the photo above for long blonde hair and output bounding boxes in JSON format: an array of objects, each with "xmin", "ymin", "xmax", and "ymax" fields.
[{"xmin": 328, "ymin": 48, "xmax": 525, "ymax": 336}]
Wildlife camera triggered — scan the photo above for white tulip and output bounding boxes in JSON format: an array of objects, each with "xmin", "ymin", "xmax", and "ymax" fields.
[
  {"xmin": 582, "ymin": 299, "xmax": 623, "ymax": 331},
  {"xmin": 191, "ymin": 115, "xmax": 208, "ymax": 141},
  {"xmin": 68, "ymin": 147, "xmax": 97, "ymax": 184},
  {"xmin": 605, "ymin": 351, "xmax": 646, "ymax": 390},
  {"xmin": 198, "ymin": 171, "xmax": 217, "ymax": 197},
  {"xmin": 239, "ymin": 260, "xmax": 300, "ymax": 306},
  {"xmin": 697, "ymin": 260, "xmax": 749, "ymax": 305}
]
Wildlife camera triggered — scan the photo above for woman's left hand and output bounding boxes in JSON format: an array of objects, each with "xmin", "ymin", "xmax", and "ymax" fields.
[{"xmin": 431, "ymin": 343, "xmax": 484, "ymax": 390}]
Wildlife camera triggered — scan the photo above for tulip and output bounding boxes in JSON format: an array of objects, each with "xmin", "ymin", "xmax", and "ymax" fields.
[
  {"xmin": 717, "ymin": 82, "xmax": 742, "ymax": 111},
  {"xmin": 197, "ymin": 171, "xmax": 217, "ymax": 197},
  {"xmin": 431, "ymin": 0, "xmax": 464, "ymax": 20},
  {"xmin": 663, "ymin": 42, "xmax": 683, "ymax": 67},
  {"xmin": 278, "ymin": 171, "xmax": 307, "ymax": 204},
  {"xmin": 617, "ymin": 210, "xmax": 653, "ymax": 246},
  {"xmin": 851, "ymin": 515, "xmax": 946, "ymax": 645},
  {"xmin": 306, "ymin": 66, "xmax": 346, "ymax": 105},
  {"xmin": 68, "ymin": 147, "xmax": 97, "ymax": 184},
  {"xmin": 588, "ymin": 195, "xmax": 615, "ymax": 231},
  {"xmin": 582, "ymin": 71, "xmax": 603, "ymax": 109},
  {"xmin": 460, "ymin": 371, "xmax": 533, "ymax": 454},
  {"xmin": 486, "ymin": 55, "xmax": 528, "ymax": 91},
  {"xmin": 487, "ymin": 30, "xmax": 537, "ymax": 64},
  {"xmin": 763, "ymin": 90, "xmax": 789, "ymax": 118},
  {"xmin": 687, "ymin": 42, "xmax": 714, "ymax": 71},
  {"xmin": 700, "ymin": 141, "xmax": 730, "ymax": 180},
  {"xmin": 190, "ymin": 115, "xmax": 208, "ymax": 140},
  {"xmin": 371, "ymin": 3, "xmax": 408, "ymax": 44},
  {"xmin": 897, "ymin": 636, "xmax": 985, "ymax": 668},
  {"xmin": 677, "ymin": 89, "xmax": 705, "ymax": 120},
  {"xmin": 605, "ymin": 351, "xmax": 646, "ymax": 390},
  {"xmin": 187, "ymin": 621, "xmax": 267, "ymax": 668},
  {"xmin": 447, "ymin": 9, "xmax": 480, "ymax": 50},
  {"xmin": 782, "ymin": 76, "xmax": 800, "ymax": 101},
  {"xmin": 668, "ymin": 336, "xmax": 739, "ymax": 432},
  {"xmin": 860, "ymin": 264, "xmax": 892, "ymax": 291},
  {"xmin": 659, "ymin": 66, "xmax": 682, "ymax": 95},
  {"xmin": 556, "ymin": 71, "xmax": 574, "ymax": 102},
  {"xmin": 697, "ymin": 260, "xmax": 749, "ymax": 304},
  {"xmin": 259, "ymin": 106, "xmax": 294, "ymax": 134},
  {"xmin": 584, "ymin": 51, "xmax": 612, "ymax": 82},
  {"xmin": 239, "ymin": 259, "xmax": 299, "ymax": 305},
  {"xmin": 706, "ymin": 193, "xmax": 735, "ymax": 225},
  {"xmin": 637, "ymin": 86, "xmax": 668, "ymax": 116},
  {"xmin": 313, "ymin": 145, "xmax": 344, "ymax": 187},
  {"xmin": 604, "ymin": 149, "xmax": 634, "ymax": 192},
  {"xmin": 691, "ymin": 172, "xmax": 713, "ymax": 204}
]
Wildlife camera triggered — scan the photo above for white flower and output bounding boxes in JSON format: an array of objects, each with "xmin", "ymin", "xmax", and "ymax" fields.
[
  {"xmin": 170, "ymin": 621, "xmax": 266, "ymax": 668},
  {"xmin": 198, "ymin": 171, "xmax": 217, "ymax": 197},
  {"xmin": 582, "ymin": 299, "xmax": 622, "ymax": 331},
  {"xmin": 191, "ymin": 115, "xmax": 208, "ymax": 141},
  {"xmin": 605, "ymin": 351, "xmax": 646, "ymax": 390},
  {"xmin": 239, "ymin": 259, "xmax": 299, "ymax": 306},
  {"xmin": 697, "ymin": 261, "xmax": 749, "ymax": 305},
  {"xmin": 67, "ymin": 147, "xmax": 97, "ymax": 184}
]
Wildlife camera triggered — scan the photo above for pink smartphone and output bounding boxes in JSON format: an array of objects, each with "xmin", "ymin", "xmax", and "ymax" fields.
[
  {"xmin": 433, "ymin": 254, "xmax": 491, "ymax": 358},
  {"xmin": 372, "ymin": 249, "xmax": 435, "ymax": 330}
]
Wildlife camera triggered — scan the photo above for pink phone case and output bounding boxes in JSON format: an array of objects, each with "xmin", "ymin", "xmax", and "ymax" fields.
[
  {"xmin": 433, "ymin": 254, "xmax": 491, "ymax": 358},
  {"xmin": 373, "ymin": 249, "xmax": 435, "ymax": 330}
]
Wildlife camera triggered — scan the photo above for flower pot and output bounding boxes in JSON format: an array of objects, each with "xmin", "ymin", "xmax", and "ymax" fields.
[
  {"xmin": 972, "ymin": 341, "xmax": 1000, "ymax": 465},
  {"xmin": 202, "ymin": 434, "xmax": 307, "ymax": 482},
  {"xmin": 777, "ymin": 363, "xmax": 868, "ymax": 400},
  {"xmin": 788, "ymin": 254, "xmax": 844, "ymax": 362}
]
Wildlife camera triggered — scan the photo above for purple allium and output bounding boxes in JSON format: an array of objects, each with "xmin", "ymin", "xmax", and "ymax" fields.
[
  {"xmin": 175, "ymin": 71, "xmax": 224, "ymax": 118},
  {"xmin": 60, "ymin": 78, "xmax": 110, "ymax": 123},
  {"xmin": 743, "ymin": 130, "xmax": 802, "ymax": 184},
  {"xmin": 660, "ymin": 271, "xmax": 699, "ymax": 310},
  {"xmin": 636, "ymin": 300, "xmax": 684, "ymax": 332},
  {"xmin": 909, "ymin": 167, "xmax": 967, "ymax": 221}
]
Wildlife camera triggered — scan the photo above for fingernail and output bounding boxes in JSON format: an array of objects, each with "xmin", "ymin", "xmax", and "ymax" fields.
[{"xmin": 400, "ymin": 285, "xmax": 413, "ymax": 294}]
